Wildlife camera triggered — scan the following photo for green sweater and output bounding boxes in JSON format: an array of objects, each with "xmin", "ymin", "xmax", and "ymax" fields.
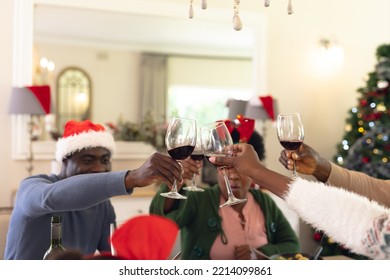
[{"xmin": 150, "ymin": 185, "xmax": 300, "ymax": 259}]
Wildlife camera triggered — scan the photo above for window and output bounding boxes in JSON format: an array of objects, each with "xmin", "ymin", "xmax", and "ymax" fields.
[
  {"xmin": 167, "ymin": 85, "xmax": 252, "ymax": 126},
  {"xmin": 56, "ymin": 67, "xmax": 91, "ymax": 133}
]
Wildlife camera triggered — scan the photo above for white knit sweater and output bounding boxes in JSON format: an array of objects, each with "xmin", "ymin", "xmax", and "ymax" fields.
[{"xmin": 284, "ymin": 177, "xmax": 390, "ymax": 259}]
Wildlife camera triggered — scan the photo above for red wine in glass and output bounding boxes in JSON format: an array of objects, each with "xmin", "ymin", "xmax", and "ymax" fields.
[
  {"xmin": 279, "ymin": 140, "xmax": 303, "ymax": 151},
  {"xmin": 190, "ymin": 154, "xmax": 205, "ymax": 161},
  {"xmin": 168, "ymin": 145, "xmax": 195, "ymax": 160}
]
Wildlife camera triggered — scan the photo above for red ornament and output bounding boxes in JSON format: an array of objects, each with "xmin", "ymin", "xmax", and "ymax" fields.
[
  {"xmin": 360, "ymin": 99, "xmax": 368, "ymax": 107},
  {"xmin": 362, "ymin": 157, "xmax": 370, "ymax": 163},
  {"xmin": 313, "ymin": 232, "xmax": 322, "ymax": 242}
]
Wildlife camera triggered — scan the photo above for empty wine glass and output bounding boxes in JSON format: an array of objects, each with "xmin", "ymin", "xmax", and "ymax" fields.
[
  {"xmin": 276, "ymin": 112, "xmax": 304, "ymax": 178},
  {"xmin": 161, "ymin": 117, "xmax": 197, "ymax": 199},
  {"xmin": 183, "ymin": 134, "xmax": 205, "ymax": 192},
  {"xmin": 200, "ymin": 121, "xmax": 247, "ymax": 207}
]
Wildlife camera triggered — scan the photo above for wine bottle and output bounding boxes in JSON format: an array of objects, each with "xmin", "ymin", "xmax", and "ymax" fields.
[{"xmin": 43, "ymin": 215, "xmax": 66, "ymax": 260}]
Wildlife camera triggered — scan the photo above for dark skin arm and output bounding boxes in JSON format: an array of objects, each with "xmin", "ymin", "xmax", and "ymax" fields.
[
  {"xmin": 125, "ymin": 153, "xmax": 183, "ymax": 192},
  {"xmin": 278, "ymin": 143, "xmax": 332, "ymax": 182},
  {"xmin": 209, "ymin": 144, "xmax": 291, "ymax": 198}
]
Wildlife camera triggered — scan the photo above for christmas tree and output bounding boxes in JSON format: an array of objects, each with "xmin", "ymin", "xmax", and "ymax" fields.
[
  {"xmin": 333, "ymin": 44, "xmax": 390, "ymax": 178},
  {"xmin": 314, "ymin": 44, "xmax": 390, "ymax": 259}
]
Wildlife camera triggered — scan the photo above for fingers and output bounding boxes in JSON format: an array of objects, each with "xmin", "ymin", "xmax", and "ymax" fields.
[
  {"xmin": 209, "ymin": 156, "xmax": 230, "ymax": 168},
  {"xmin": 132, "ymin": 153, "xmax": 182, "ymax": 188},
  {"xmin": 180, "ymin": 158, "xmax": 202, "ymax": 181},
  {"xmin": 234, "ymin": 245, "xmax": 251, "ymax": 260}
]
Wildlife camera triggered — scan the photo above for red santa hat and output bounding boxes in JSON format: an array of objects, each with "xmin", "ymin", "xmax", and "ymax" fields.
[
  {"xmin": 222, "ymin": 115, "xmax": 255, "ymax": 143},
  {"xmin": 111, "ymin": 214, "xmax": 179, "ymax": 260},
  {"xmin": 55, "ymin": 120, "xmax": 116, "ymax": 161}
]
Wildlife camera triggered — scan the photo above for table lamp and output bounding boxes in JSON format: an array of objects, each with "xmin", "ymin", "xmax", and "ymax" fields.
[{"xmin": 9, "ymin": 85, "xmax": 51, "ymax": 175}]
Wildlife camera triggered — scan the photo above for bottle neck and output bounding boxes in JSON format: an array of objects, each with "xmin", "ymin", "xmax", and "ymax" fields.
[{"xmin": 50, "ymin": 222, "xmax": 63, "ymax": 246}]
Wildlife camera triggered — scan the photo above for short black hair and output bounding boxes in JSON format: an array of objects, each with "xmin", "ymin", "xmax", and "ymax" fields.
[
  {"xmin": 247, "ymin": 130, "xmax": 265, "ymax": 161},
  {"xmin": 230, "ymin": 129, "xmax": 265, "ymax": 161}
]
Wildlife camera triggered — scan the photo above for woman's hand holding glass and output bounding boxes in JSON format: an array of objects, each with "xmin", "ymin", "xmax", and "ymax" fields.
[
  {"xmin": 276, "ymin": 112, "xmax": 304, "ymax": 178},
  {"xmin": 200, "ymin": 121, "xmax": 247, "ymax": 207}
]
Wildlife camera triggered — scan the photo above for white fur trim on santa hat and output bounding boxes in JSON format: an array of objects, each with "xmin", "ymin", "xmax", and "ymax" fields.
[
  {"xmin": 55, "ymin": 130, "xmax": 116, "ymax": 161},
  {"xmin": 284, "ymin": 177, "xmax": 389, "ymax": 259}
]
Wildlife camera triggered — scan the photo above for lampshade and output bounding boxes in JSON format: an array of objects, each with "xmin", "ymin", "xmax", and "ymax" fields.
[
  {"xmin": 227, "ymin": 97, "xmax": 277, "ymax": 121},
  {"xmin": 227, "ymin": 99, "xmax": 248, "ymax": 120},
  {"xmin": 245, "ymin": 103, "xmax": 270, "ymax": 121},
  {"xmin": 9, "ymin": 85, "xmax": 51, "ymax": 115}
]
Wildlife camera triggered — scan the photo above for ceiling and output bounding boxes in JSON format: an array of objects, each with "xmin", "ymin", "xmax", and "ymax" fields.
[{"xmin": 33, "ymin": 0, "xmax": 263, "ymax": 57}]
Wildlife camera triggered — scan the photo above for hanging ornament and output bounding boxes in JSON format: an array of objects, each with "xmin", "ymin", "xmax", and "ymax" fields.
[
  {"xmin": 202, "ymin": 0, "xmax": 207, "ymax": 9},
  {"xmin": 264, "ymin": 0, "xmax": 270, "ymax": 7},
  {"xmin": 313, "ymin": 231, "xmax": 322, "ymax": 242},
  {"xmin": 287, "ymin": 0, "xmax": 294, "ymax": 15},
  {"xmin": 378, "ymin": 80, "xmax": 389, "ymax": 89},
  {"xmin": 377, "ymin": 103, "xmax": 387, "ymax": 112},
  {"xmin": 233, "ymin": 0, "xmax": 243, "ymax": 31},
  {"xmin": 189, "ymin": 0, "xmax": 194, "ymax": 19},
  {"xmin": 362, "ymin": 157, "xmax": 370, "ymax": 163}
]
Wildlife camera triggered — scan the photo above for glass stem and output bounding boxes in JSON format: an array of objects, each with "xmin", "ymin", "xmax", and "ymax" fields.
[
  {"xmin": 191, "ymin": 174, "xmax": 196, "ymax": 187},
  {"xmin": 171, "ymin": 178, "xmax": 178, "ymax": 193},
  {"xmin": 221, "ymin": 167, "xmax": 234, "ymax": 198},
  {"xmin": 292, "ymin": 159, "xmax": 297, "ymax": 178}
]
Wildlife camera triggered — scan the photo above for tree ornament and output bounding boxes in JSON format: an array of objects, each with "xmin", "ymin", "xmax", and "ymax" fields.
[
  {"xmin": 378, "ymin": 80, "xmax": 389, "ymax": 89},
  {"xmin": 313, "ymin": 231, "xmax": 322, "ymax": 242}
]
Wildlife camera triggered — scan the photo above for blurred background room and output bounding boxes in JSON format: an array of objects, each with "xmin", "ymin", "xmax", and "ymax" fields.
[{"xmin": 1, "ymin": 0, "xmax": 389, "ymax": 258}]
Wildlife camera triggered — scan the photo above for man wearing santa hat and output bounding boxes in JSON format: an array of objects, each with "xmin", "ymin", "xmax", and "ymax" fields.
[{"xmin": 5, "ymin": 120, "xmax": 182, "ymax": 260}]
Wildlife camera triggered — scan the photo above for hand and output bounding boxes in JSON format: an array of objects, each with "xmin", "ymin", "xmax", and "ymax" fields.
[
  {"xmin": 125, "ymin": 153, "xmax": 182, "ymax": 191},
  {"xmin": 234, "ymin": 244, "xmax": 252, "ymax": 260},
  {"xmin": 209, "ymin": 143, "xmax": 261, "ymax": 179},
  {"xmin": 278, "ymin": 143, "xmax": 331, "ymax": 182},
  {"xmin": 179, "ymin": 157, "xmax": 203, "ymax": 183}
]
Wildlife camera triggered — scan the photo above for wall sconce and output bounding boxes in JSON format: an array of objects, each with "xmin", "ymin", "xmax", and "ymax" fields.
[
  {"xmin": 310, "ymin": 38, "xmax": 344, "ymax": 75},
  {"xmin": 35, "ymin": 57, "xmax": 55, "ymax": 85}
]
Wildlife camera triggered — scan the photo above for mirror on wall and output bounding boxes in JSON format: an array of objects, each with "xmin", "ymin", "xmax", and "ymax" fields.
[
  {"xmin": 12, "ymin": 0, "xmax": 264, "ymax": 159},
  {"xmin": 56, "ymin": 67, "xmax": 92, "ymax": 133}
]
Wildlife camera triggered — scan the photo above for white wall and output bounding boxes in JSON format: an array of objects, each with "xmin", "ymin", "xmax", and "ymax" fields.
[
  {"xmin": 34, "ymin": 43, "xmax": 141, "ymax": 126},
  {"xmin": 168, "ymin": 56, "xmax": 252, "ymax": 88}
]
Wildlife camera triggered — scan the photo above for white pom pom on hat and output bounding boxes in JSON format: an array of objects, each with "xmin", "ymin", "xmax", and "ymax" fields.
[{"xmin": 55, "ymin": 120, "xmax": 115, "ymax": 162}]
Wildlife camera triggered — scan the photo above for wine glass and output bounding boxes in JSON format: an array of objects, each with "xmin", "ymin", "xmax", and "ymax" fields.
[
  {"xmin": 161, "ymin": 117, "xmax": 197, "ymax": 199},
  {"xmin": 183, "ymin": 134, "xmax": 205, "ymax": 192},
  {"xmin": 276, "ymin": 112, "xmax": 304, "ymax": 178},
  {"xmin": 200, "ymin": 121, "xmax": 247, "ymax": 207}
]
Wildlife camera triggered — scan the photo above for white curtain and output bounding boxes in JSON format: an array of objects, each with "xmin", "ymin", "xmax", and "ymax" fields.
[{"xmin": 138, "ymin": 53, "xmax": 168, "ymax": 123}]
